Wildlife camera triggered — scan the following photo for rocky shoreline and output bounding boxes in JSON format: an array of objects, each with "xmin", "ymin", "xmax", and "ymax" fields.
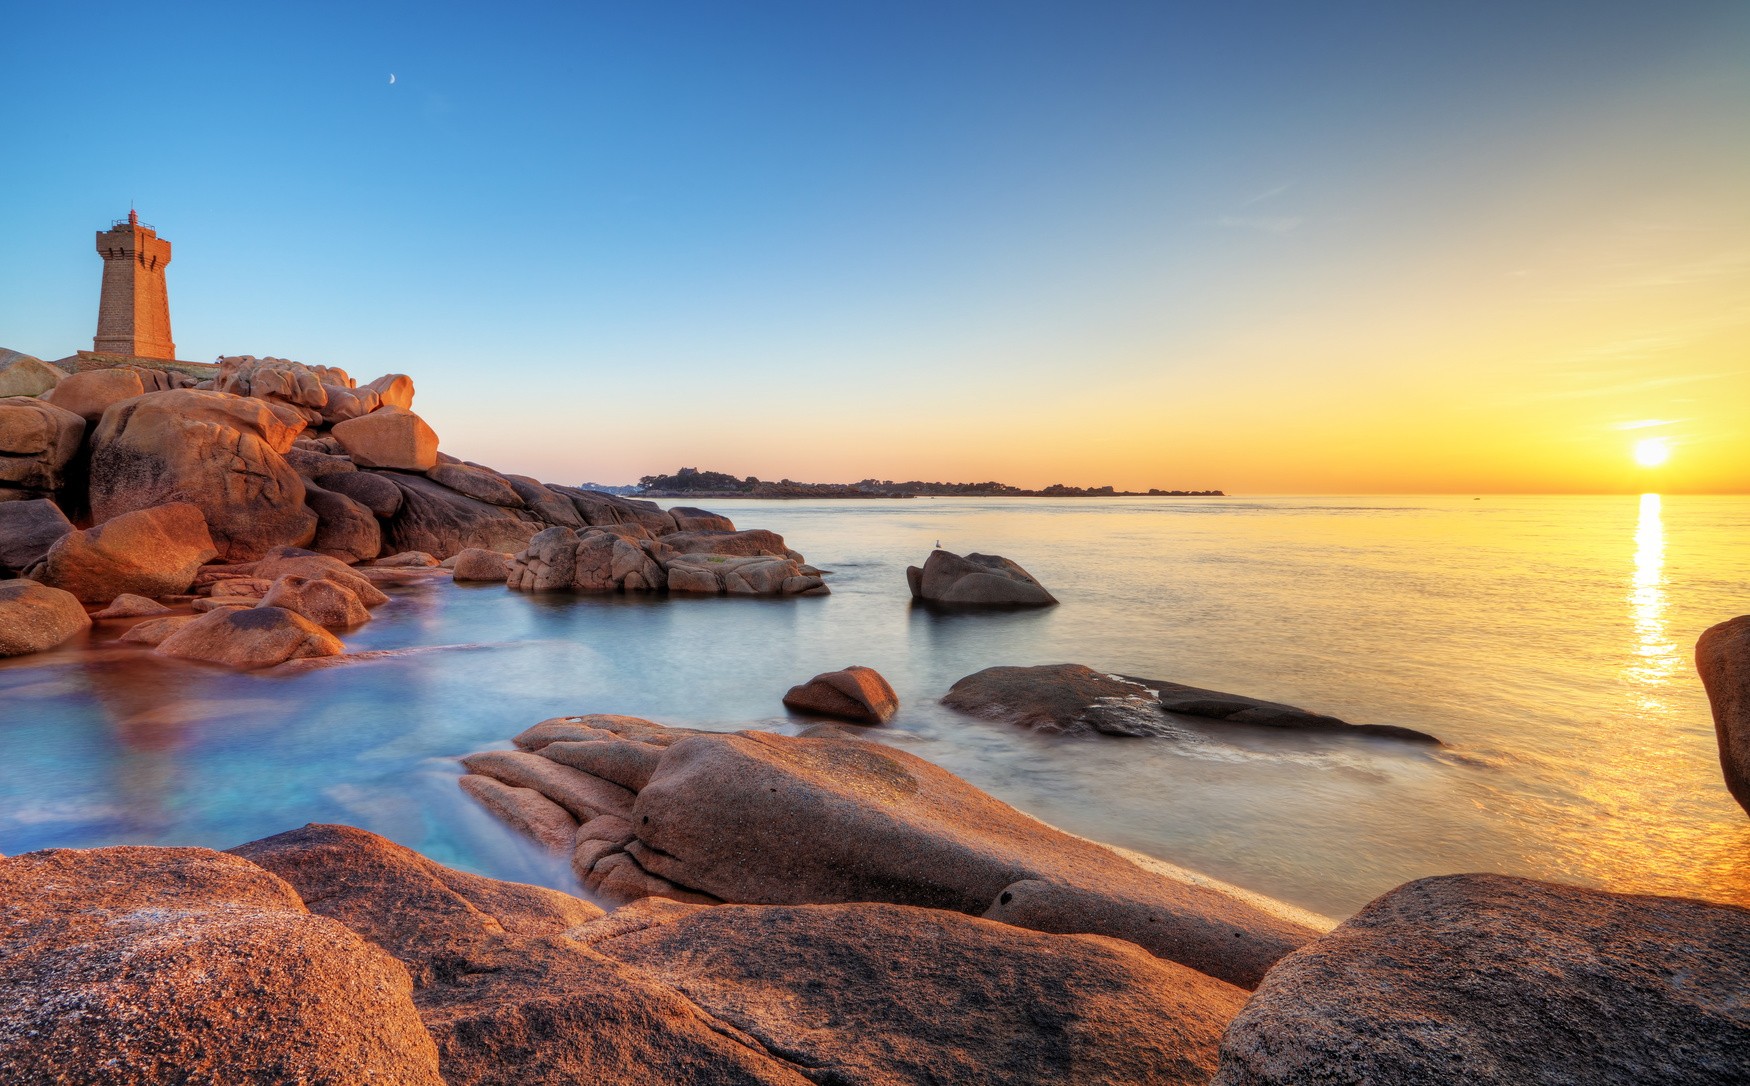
[{"xmin": 3, "ymin": 349, "xmax": 1750, "ymax": 1082}]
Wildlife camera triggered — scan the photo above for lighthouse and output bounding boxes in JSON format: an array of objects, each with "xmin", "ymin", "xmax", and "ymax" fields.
[{"xmin": 93, "ymin": 210, "xmax": 175, "ymax": 360}]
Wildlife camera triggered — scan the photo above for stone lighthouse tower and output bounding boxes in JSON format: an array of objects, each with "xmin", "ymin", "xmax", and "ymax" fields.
[{"xmin": 93, "ymin": 210, "xmax": 175, "ymax": 360}]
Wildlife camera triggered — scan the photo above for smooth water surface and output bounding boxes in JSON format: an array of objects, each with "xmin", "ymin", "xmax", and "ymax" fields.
[{"xmin": 3, "ymin": 494, "xmax": 1747, "ymax": 917}]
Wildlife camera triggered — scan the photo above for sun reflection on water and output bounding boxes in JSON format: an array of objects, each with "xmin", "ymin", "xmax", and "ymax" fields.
[{"xmin": 1626, "ymin": 493, "xmax": 1679, "ymax": 703}]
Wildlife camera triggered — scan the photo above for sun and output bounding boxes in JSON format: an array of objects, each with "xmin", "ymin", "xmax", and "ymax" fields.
[{"xmin": 1633, "ymin": 437, "xmax": 1671, "ymax": 468}]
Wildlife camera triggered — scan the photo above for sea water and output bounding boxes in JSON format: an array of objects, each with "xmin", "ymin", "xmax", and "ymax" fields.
[{"xmin": 2, "ymin": 494, "xmax": 1746, "ymax": 918}]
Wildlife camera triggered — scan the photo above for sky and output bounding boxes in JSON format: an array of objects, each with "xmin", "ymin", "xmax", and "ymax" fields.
[{"xmin": 3, "ymin": 1, "xmax": 1746, "ymax": 493}]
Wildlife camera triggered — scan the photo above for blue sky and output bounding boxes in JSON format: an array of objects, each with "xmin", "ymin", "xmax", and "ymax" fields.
[{"xmin": 4, "ymin": 2, "xmax": 1746, "ymax": 490}]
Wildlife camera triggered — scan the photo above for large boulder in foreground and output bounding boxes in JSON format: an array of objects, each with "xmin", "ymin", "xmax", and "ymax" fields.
[
  {"xmin": 234, "ymin": 825, "xmax": 804, "ymax": 1086},
  {"xmin": 782, "ymin": 665, "xmax": 899, "ymax": 723},
  {"xmin": 1698, "ymin": 615, "xmax": 1750, "ymax": 818},
  {"xmin": 0, "ymin": 497, "xmax": 72, "ymax": 572},
  {"xmin": 238, "ymin": 824, "xmax": 1241, "ymax": 1086},
  {"xmin": 474, "ymin": 716, "xmax": 1326, "ymax": 988},
  {"xmin": 0, "ymin": 845, "xmax": 442, "ymax": 1086},
  {"xmin": 589, "ymin": 900, "xmax": 1245, "ymax": 1086},
  {"xmin": 0, "ymin": 395, "xmax": 84, "ymax": 491},
  {"xmin": 36, "ymin": 502, "xmax": 218, "ymax": 603},
  {"xmin": 944, "ymin": 663, "xmax": 1441, "ymax": 742},
  {"xmin": 1215, "ymin": 874, "xmax": 1750, "ymax": 1086},
  {"xmin": 89, "ymin": 389, "xmax": 316, "ymax": 561},
  {"xmin": 155, "ymin": 605, "xmax": 344, "ymax": 669},
  {"xmin": 907, "ymin": 548, "xmax": 1058, "ymax": 606},
  {"xmin": 331, "ymin": 406, "xmax": 439, "ymax": 471},
  {"xmin": 0, "ymin": 578, "xmax": 89, "ymax": 656}
]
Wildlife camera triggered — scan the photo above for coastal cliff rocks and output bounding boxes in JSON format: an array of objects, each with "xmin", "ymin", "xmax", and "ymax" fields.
[
  {"xmin": 0, "ymin": 355, "xmax": 67, "ymax": 397},
  {"xmin": 664, "ymin": 552, "xmax": 825, "ymax": 596},
  {"xmin": 468, "ymin": 715, "xmax": 1325, "ymax": 988},
  {"xmin": 549, "ymin": 484, "xmax": 679, "ymax": 534},
  {"xmin": 89, "ymin": 389, "xmax": 317, "ymax": 561},
  {"xmin": 156, "ymin": 605, "xmax": 346, "ymax": 668},
  {"xmin": 381, "ymin": 472, "xmax": 544, "ymax": 557},
  {"xmin": 426, "ymin": 461, "xmax": 524, "ymax": 507},
  {"xmin": 668, "ymin": 505, "xmax": 735, "ymax": 532},
  {"xmin": 231, "ymin": 824, "xmax": 1241, "ymax": 1086},
  {"xmin": 0, "ymin": 845, "xmax": 444, "ymax": 1086},
  {"xmin": 782, "ymin": 665, "xmax": 900, "ymax": 723},
  {"xmin": 365, "ymin": 372, "xmax": 416, "ymax": 410},
  {"xmin": 0, "ymin": 579, "xmax": 89, "ymax": 656},
  {"xmin": 332, "ymin": 405, "xmax": 440, "ymax": 470},
  {"xmin": 36, "ymin": 502, "xmax": 218, "ymax": 603},
  {"xmin": 0, "ymin": 395, "xmax": 84, "ymax": 492},
  {"xmin": 317, "ymin": 468, "xmax": 402, "ymax": 517},
  {"xmin": 1698, "ymin": 615, "xmax": 1750, "ymax": 818},
  {"xmin": 42, "ymin": 366, "xmax": 141, "ymax": 421},
  {"xmin": 302, "ymin": 481, "xmax": 383, "ymax": 563},
  {"xmin": 945, "ymin": 663, "xmax": 1442, "ymax": 743},
  {"xmin": 1214, "ymin": 874, "xmax": 1750, "ymax": 1086},
  {"xmin": 502, "ymin": 525, "xmax": 816, "ymax": 596},
  {"xmin": 0, "ymin": 497, "xmax": 71, "ymax": 572},
  {"xmin": 907, "ymin": 548, "xmax": 1058, "ymax": 606}
]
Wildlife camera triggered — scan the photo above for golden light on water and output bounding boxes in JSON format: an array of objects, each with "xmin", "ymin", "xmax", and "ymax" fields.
[
  {"xmin": 1633, "ymin": 437, "xmax": 1671, "ymax": 468},
  {"xmin": 1627, "ymin": 492, "xmax": 1680, "ymax": 702}
]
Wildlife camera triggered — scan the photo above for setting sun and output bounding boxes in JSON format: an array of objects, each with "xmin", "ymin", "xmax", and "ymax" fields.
[{"xmin": 1634, "ymin": 438, "xmax": 1672, "ymax": 468}]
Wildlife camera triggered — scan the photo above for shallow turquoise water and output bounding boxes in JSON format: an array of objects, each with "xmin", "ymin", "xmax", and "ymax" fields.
[{"xmin": 2, "ymin": 494, "xmax": 1746, "ymax": 917}]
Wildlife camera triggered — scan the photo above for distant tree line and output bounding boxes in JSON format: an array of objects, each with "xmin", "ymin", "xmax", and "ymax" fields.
[{"xmin": 627, "ymin": 467, "xmax": 1222, "ymax": 499}]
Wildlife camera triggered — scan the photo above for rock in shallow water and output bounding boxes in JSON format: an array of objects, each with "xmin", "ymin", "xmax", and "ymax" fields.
[
  {"xmin": 1214, "ymin": 873, "xmax": 1750, "ymax": 1086},
  {"xmin": 943, "ymin": 662, "xmax": 1441, "ymax": 743},
  {"xmin": 907, "ymin": 548, "xmax": 1058, "ymax": 606},
  {"xmin": 0, "ymin": 578, "xmax": 89, "ymax": 656},
  {"xmin": 36, "ymin": 502, "xmax": 218, "ymax": 604},
  {"xmin": 0, "ymin": 844, "xmax": 443, "ymax": 1086},
  {"xmin": 470, "ymin": 715, "xmax": 1325, "ymax": 988},
  {"xmin": 155, "ymin": 605, "xmax": 344, "ymax": 668},
  {"xmin": 782, "ymin": 664, "xmax": 900, "ymax": 724},
  {"xmin": 1697, "ymin": 615, "xmax": 1750, "ymax": 818}
]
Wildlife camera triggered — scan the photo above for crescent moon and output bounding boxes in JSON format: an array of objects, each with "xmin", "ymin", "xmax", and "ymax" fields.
[{"xmin": 389, "ymin": 73, "xmax": 396, "ymax": 85}]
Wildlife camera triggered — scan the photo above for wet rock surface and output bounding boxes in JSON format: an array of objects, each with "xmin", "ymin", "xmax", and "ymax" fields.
[
  {"xmin": 1215, "ymin": 873, "xmax": 1750, "ymax": 1086},
  {"xmin": 944, "ymin": 663, "xmax": 1441, "ymax": 743}
]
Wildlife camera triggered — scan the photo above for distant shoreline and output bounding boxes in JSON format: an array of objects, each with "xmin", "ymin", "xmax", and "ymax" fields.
[{"xmin": 636, "ymin": 490, "xmax": 1227, "ymax": 500}]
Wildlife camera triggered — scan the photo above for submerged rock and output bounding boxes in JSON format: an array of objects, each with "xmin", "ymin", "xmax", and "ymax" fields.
[
  {"xmin": 944, "ymin": 663, "xmax": 1441, "ymax": 743},
  {"xmin": 782, "ymin": 665, "xmax": 900, "ymax": 724},
  {"xmin": 470, "ymin": 716, "xmax": 1325, "ymax": 988},
  {"xmin": 1215, "ymin": 874, "xmax": 1750, "ymax": 1086},
  {"xmin": 0, "ymin": 578, "xmax": 89, "ymax": 656},
  {"xmin": 0, "ymin": 844, "xmax": 443, "ymax": 1085},
  {"xmin": 36, "ymin": 502, "xmax": 219, "ymax": 604},
  {"xmin": 907, "ymin": 548, "xmax": 1058, "ymax": 606},
  {"xmin": 1698, "ymin": 615, "xmax": 1750, "ymax": 818}
]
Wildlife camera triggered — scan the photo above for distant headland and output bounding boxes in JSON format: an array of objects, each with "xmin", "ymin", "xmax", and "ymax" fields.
[{"xmin": 622, "ymin": 467, "xmax": 1224, "ymax": 499}]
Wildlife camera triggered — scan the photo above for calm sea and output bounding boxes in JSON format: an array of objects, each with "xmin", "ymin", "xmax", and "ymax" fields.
[{"xmin": 2, "ymin": 494, "xmax": 1746, "ymax": 918}]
